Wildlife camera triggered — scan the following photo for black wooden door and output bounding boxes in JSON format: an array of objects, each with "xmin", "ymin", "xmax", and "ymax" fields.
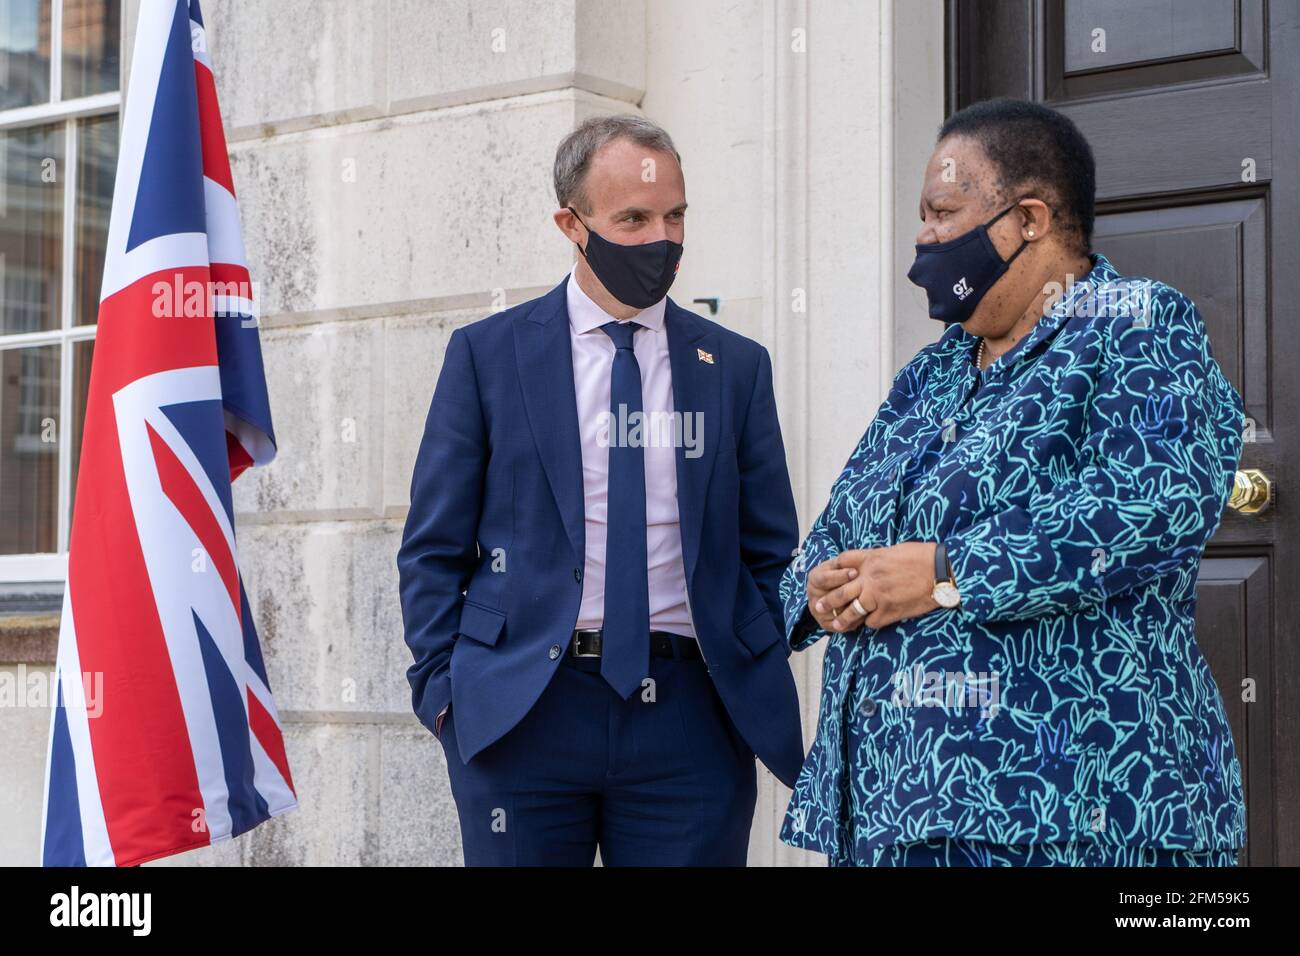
[{"xmin": 948, "ymin": 0, "xmax": 1299, "ymax": 865}]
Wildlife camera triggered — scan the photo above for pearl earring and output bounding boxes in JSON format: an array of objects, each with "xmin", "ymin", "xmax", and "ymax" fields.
[{"xmin": 1027, "ymin": 230, "xmax": 1035, "ymax": 237}]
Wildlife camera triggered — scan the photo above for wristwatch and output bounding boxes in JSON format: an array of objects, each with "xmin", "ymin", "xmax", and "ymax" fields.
[{"xmin": 932, "ymin": 542, "xmax": 961, "ymax": 608}]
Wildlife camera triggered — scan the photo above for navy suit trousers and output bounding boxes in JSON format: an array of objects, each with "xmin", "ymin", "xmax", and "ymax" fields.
[{"xmin": 438, "ymin": 651, "xmax": 757, "ymax": 866}]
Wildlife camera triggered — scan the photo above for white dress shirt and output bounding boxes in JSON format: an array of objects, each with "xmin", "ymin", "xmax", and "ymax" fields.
[{"xmin": 566, "ymin": 267, "xmax": 695, "ymax": 637}]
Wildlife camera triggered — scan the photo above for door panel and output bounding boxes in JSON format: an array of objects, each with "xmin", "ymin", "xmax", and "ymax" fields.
[
  {"xmin": 1053, "ymin": 0, "xmax": 1265, "ymax": 93},
  {"xmin": 1195, "ymin": 556, "xmax": 1273, "ymax": 865}
]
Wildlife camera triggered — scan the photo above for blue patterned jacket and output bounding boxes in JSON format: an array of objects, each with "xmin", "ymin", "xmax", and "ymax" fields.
[{"xmin": 779, "ymin": 252, "xmax": 1247, "ymax": 863}]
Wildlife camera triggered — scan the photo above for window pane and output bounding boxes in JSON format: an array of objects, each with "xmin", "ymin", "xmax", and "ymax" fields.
[
  {"xmin": 0, "ymin": 123, "xmax": 63, "ymax": 334},
  {"xmin": 62, "ymin": 0, "xmax": 120, "ymax": 99},
  {"xmin": 0, "ymin": 344, "xmax": 60, "ymax": 554},
  {"xmin": 0, "ymin": 1, "xmax": 52, "ymax": 110},
  {"xmin": 74, "ymin": 113, "xmax": 115, "ymax": 325},
  {"xmin": 69, "ymin": 336, "xmax": 92, "ymax": 520}
]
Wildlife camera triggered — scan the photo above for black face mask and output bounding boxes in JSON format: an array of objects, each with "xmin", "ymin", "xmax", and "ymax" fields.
[
  {"xmin": 567, "ymin": 207, "xmax": 683, "ymax": 309},
  {"xmin": 907, "ymin": 201, "xmax": 1029, "ymax": 324}
]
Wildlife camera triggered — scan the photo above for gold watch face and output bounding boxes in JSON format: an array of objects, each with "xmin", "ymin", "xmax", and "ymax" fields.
[{"xmin": 933, "ymin": 581, "xmax": 961, "ymax": 608}]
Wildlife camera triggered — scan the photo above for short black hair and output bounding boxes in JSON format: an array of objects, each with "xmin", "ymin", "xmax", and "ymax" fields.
[{"xmin": 938, "ymin": 98, "xmax": 1096, "ymax": 254}]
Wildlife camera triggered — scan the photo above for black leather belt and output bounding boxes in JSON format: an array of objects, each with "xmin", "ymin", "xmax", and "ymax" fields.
[{"xmin": 570, "ymin": 628, "xmax": 702, "ymax": 660}]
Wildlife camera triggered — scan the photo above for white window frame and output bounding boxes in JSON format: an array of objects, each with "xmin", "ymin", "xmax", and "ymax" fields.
[{"xmin": 0, "ymin": 0, "xmax": 120, "ymax": 583}]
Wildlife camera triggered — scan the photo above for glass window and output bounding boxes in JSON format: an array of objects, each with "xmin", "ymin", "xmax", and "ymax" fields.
[
  {"xmin": 0, "ymin": 343, "xmax": 60, "ymax": 554},
  {"xmin": 0, "ymin": 124, "xmax": 64, "ymax": 335},
  {"xmin": 69, "ymin": 336, "xmax": 92, "ymax": 518},
  {"xmin": 0, "ymin": 1, "xmax": 119, "ymax": 574},
  {"xmin": 74, "ymin": 112, "xmax": 115, "ymax": 325},
  {"xmin": 62, "ymin": 0, "xmax": 121, "ymax": 100},
  {"xmin": 0, "ymin": 1, "xmax": 54, "ymax": 110}
]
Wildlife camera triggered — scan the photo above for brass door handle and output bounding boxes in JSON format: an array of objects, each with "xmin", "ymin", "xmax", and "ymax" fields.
[{"xmin": 1228, "ymin": 468, "xmax": 1273, "ymax": 515}]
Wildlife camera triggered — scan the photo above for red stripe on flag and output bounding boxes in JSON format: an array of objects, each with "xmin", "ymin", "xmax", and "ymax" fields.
[
  {"xmin": 69, "ymin": 381, "xmax": 208, "ymax": 866},
  {"xmin": 209, "ymin": 262, "xmax": 250, "ymax": 288},
  {"xmin": 227, "ymin": 430, "xmax": 254, "ymax": 482},
  {"xmin": 194, "ymin": 63, "xmax": 235, "ymax": 195},
  {"xmin": 146, "ymin": 422, "xmax": 241, "ymax": 614},
  {"xmin": 95, "ymin": 266, "xmax": 218, "ymax": 392},
  {"xmin": 247, "ymin": 689, "xmax": 296, "ymax": 798}
]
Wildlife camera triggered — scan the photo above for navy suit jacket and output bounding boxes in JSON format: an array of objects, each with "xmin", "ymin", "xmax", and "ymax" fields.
[{"xmin": 397, "ymin": 275, "xmax": 805, "ymax": 788}]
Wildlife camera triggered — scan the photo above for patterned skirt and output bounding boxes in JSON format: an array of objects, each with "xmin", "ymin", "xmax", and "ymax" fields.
[
  {"xmin": 831, "ymin": 668, "xmax": 1240, "ymax": 867},
  {"xmin": 837, "ymin": 838, "xmax": 1239, "ymax": 867}
]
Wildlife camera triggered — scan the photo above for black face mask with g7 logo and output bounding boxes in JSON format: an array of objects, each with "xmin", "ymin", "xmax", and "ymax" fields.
[
  {"xmin": 568, "ymin": 207, "xmax": 684, "ymax": 310},
  {"xmin": 907, "ymin": 201, "xmax": 1029, "ymax": 324}
]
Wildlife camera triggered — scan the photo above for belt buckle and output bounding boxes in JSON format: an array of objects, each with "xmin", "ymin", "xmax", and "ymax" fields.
[{"xmin": 572, "ymin": 628, "xmax": 602, "ymax": 658}]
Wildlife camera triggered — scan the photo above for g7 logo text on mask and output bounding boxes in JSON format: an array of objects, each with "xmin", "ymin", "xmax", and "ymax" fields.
[{"xmin": 908, "ymin": 200, "xmax": 1030, "ymax": 324}]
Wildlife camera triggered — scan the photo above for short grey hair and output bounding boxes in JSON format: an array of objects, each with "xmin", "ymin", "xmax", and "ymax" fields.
[{"xmin": 553, "ymin": 114, "xmax": 681, "ymax": 212}]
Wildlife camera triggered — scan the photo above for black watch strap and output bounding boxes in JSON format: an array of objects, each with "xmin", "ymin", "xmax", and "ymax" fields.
[{"xmin": 935, "ymin": 541, "xmax": 952, "ymax": 583}]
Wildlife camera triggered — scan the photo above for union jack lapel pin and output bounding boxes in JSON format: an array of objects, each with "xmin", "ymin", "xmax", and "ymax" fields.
[{"xmin": 697, "ymin": 348, "xmax": 714, "ymax": 365}]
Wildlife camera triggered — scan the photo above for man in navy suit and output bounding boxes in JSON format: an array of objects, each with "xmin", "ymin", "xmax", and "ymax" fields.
[{"xmin": 398, "ymin": 114, "xmax": 803, "ymax": 865}]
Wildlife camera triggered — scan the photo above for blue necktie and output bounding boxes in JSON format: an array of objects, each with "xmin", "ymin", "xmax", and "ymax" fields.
[{"xmin": 599, "ymin": 320, "xmax": 650, "ymax": 699}]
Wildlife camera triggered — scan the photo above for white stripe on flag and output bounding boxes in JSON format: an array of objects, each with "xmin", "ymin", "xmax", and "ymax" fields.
[{"xmin": 40, "ymin": 590, "xmax": 116, "ymax": 866}]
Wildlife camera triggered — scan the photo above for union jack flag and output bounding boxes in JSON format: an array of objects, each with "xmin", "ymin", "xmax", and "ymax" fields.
[{"xmin": 40, "ymin": 0, "xmax": 297, "ymax": 866}]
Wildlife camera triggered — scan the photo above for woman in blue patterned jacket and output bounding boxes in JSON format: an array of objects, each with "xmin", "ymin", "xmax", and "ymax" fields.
[{"xmin": 780, "ymin": 98, "xmax": 1247, "ymax": 867}]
